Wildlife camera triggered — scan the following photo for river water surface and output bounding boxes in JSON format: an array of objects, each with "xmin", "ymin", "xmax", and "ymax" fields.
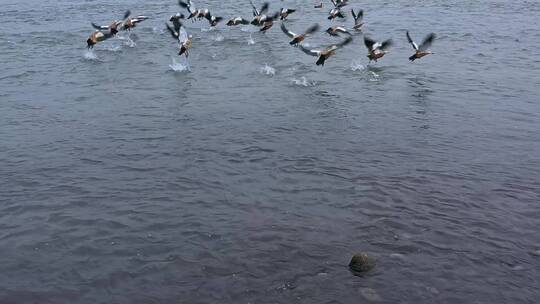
[{"xmin": 1, "ymin": 0, "xmax": 539, "ymax": 303}]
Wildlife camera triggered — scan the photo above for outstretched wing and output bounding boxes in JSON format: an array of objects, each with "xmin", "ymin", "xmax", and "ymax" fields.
[
  {"xmin": 178, "ymin": 26, "xmax": 188, "ymax": 43},
  {"xmin": 286, "ymin": 9, "xmax": 296, "ymax": 14},
  {"xmin": 166, "ymin": 23, "xmax": 180, "ymax": 41},
  {"xmin": 380, "ymin": 39, "xmax": 393, "ymax": 51},
  {"xmin": 280, "ymin": 23, "xmax": 296, "ymax": 38},
  {"xmin": 419, "ymin": 33, "xmax": 436, "ymax": 51},
  {"xmin": 91, "ymin": 23, "xmax": 110, "ymax": 30},
  {"xmin": 331, "ymin": 36, "xmax": 353, "ymax": 50},
  {"xmin": 250, "ymin": 0, "xmax": 259, "ymax": 15},
  {"xmin": 406, "ymin": 31, "xmax": 418, "ymax": 50},
  {"xmin": 335, "ymin": 26, "xmax": 351, "ymax": 34},
  {"xmin": 304, "ymin": 23, "xmax": 320, "ymax": 35},
  {"xmin": 178, "ymin": 0, "xmax": 195, "ymax": 13},
  {"xmin": 364, "ymin": 36, "xmax": 376, "ymax": 51},
  {"xmin": 123, "ymin": 10, "xmax": 131, "ymax": 20},
  {"xmin": 259, "ymin": 2, "xmax": 269, "ymax": 15},
  {"xmin": 352, "ymin": 9, "xmax": 363, "ymax": 22},
  {"xmin": 299, "ymin": 44, "xmax": 321, "ymax": 57}
]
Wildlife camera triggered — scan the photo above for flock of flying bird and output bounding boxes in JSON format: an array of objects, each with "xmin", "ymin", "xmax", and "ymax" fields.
[{"xmin": 86, "ymin": 0, "xmax": 437, "ymax": 66}]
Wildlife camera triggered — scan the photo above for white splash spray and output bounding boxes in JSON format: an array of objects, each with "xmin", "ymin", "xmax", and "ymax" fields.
[
  {"xmin": 350, "ymin": 59, "xmax": 365, "ymax": 71},
  {"xmin": 247, "ymin": 33, "xmax": 255, "ymax": 45},
  {"xmin": 291, "ymin": 76, "xmax": 316, "ymax": 87},
  {"xmin": 169, "ymin": 56, "xmax": 190, "ymax": 72},
  {"xmin": 83, "ymin": 50, "xmax": 98, "ymax": 61},
  {"xmin": 259, "ymin": 64, "xmax": 275, "ymax": 76}
]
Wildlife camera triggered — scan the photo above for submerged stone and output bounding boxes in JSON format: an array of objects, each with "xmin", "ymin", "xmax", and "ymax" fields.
[{"xmin": 349, "ymin": 253, "xmax": 376, "ymax": 274}]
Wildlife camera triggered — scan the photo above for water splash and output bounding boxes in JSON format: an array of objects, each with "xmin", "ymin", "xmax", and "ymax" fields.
[
  {"xmin": 351, "ymin": 59, "xmax": 365, "ymax": 71},
  {"xmin": 291, "ymin": 76, "xmax": 316, "ymax": 87},
  {"xmin": 368, "ymin": 71, "xmax": 380, "ymax": 82},
  {"xmin": 83, "ymin": 50, "xmax": 98, "ymax": 61},
  {"xmin": 212, "ymin": 34, "xmax": 224, "ymax": 42},
  {"xmin": 169, "ymin": 57, "xmax": 190, "ymax": 72},
  {"xmin": 247, "ymin": 34, "xmax": 255, "ymax": 45},
  {"xmin": 259, "ymin": 64, "xmax": 275, "ymax": 76},
  {"xmin": 118, "ymin": 34, "xmax": 136, "ymax": 48}
]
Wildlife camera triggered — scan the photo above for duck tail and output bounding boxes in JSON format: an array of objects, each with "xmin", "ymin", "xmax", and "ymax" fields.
[
  {"xmin": 409, "ymin": 54, "xmax": 417, "ymax": 61},
  {"xmin": 316, "ymin": 56, "xmax": 326, "ymax": 66}
]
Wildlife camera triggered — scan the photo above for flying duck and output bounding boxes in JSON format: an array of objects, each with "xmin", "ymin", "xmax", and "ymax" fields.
[
  {"xmin": 259, "ymin": 12, "xmax": 280, "ymax": 32},
  {"xmin": 166, "ymin": 22, "xmax": 193, "ymax": 57},
  {"xmin": 227, "ymin": 17, "xmax": 250, "ymax": 26},
  {"xmin": 364, "ymin": 36, "xmax": 393, "ymax": 62},
  {"xmin": 90, "ymin": 10, "xmax": 131, "ymax": 35},
  {"xmin": 178, "ymin": 0, "xmax": 197, "ymax": 19},
  {"xmin": 351, "ymin": 9, "xmax": 364, "ymax": 31},
  {"xmin": 121, "ymin": 13, "xmax": 150, "ymax": 31},
  {"xmin": 206, "ymin": 13, "xmax": 223, "ymax": 27},
  {"xmin": 91, "ymin": 21, "xmax": 121, "ymax": 35},
  {"xmin": 299, "ymin": 36, "xmax": 353, "ymax": 66},
  {"xmin": 328, "ymin": 7, "xmax": 345, "ymax": 20},
  {"xmin": 170, "ymin": 13, "xmax": 185, "ymax": 29},
  {"xmin": 250, "ymin": 1, "xmax": 270, "ymax": 26},
  {"xmin": 406, "ymin": 31, "xmax": 436, "ymax": 61},
  {"xmin": 326, "ymin": 26, "xmax": 352, "ymax": 36},
  {"xmin": 86, "ymin": 30, "xmax": 115, "ymax": 49},
  {"xmin": 281, "ymin": 23, "xmax": 319, "ymax": 46},
  {"xmin": 279, "ymin": 8, "xmax": 296, "ymax": 20},
  {"xmin": 178, "ymin": 0, "xmax": 209, "ymax": 20},
  {"xmin": 332, "ymin": 0, "xmax": 349, "ymax": 8}
]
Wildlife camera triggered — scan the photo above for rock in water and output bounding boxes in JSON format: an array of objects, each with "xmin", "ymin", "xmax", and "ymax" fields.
[{"xmin": 349, "ymin": 253, "xmax": 376, "ymax": 275}]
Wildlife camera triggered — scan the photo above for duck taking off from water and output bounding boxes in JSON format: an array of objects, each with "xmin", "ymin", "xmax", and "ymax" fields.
[
  {"xmin": 351, "ymin": 9, "xmax": 364, "ymax": 31},
  {"xmin": 259, "ymin": 12, "xmax": 280, "ymax": 32},
  {"xmin": 91, "ymin": 10, "xmax": 131, "ymax": 35},
  {"xmin": 326, "ymin": 26, "xmax": 352, "ymax": 36},
  {"xmin": 86, "ymin": 30, "xmax": 115, "ymax": 49},
  {"xmin": 406, "ymin": 31, "xmax": 436, "ymax": 61},
  {"xmin": 299, "ymin": 36, "xmax": 353, "ymax": 66},
  {"xmin": 169, "ymin": 13, "xmax": 185, "ymax": 30},
  {"xmin": 364, "ymin": 36, "xmax": 393, "ymax": 62},
  {"xmin": 206, "ymin": 13, "xmax": 223, "ymax": 27},
  {"xmin": 121, "ymin": 11, "xmax": 149, "ymax": 31},
  {"xmin": 281, "ymin": 23, "xmax": 320, "ymax": 46},
  {"xmin": 250, "ymin": 1, "xmax": 270, "ymax": 26},
  {"xmin": 279, "ymin": 8, "xmax": 296, "ymax": 20},
  {"xmin": 227, "ymin": 17, "xmax": 250, "ymax": 26},
  {"xmin": 166, "ymin": 21, "xmax": 192, "ymax": 57}
]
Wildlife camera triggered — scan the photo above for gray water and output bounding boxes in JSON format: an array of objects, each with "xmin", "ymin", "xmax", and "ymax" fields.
[{"xmin": 1, "ymin": 0, "xmax": 539, "ymax": 303}]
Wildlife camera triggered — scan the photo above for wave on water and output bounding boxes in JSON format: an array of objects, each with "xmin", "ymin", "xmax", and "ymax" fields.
[
  {"xmin": 247, "ymin": 34, "xmax": 255, "ymax": 45},
  {"xmin": 291, "ymin": 76, "xmax": 316, "ymax": 87},
  {"xmin": 83, "ymin": 50, "xmax": 99, "ymax": 61},
  {"xmin": 201, "ymin": 27, "xmax": 216, "ymax": 32},
  {"xmin": 259, "ymin": 64, "xmax": 275, "ymax": 76},
  {"xmin": 169, "ymin": 56, "xmax": 190, "ymax": 72},
  {"xmin": 103, "ymin": 45, "xmax": 122, "ymax": 52}
]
